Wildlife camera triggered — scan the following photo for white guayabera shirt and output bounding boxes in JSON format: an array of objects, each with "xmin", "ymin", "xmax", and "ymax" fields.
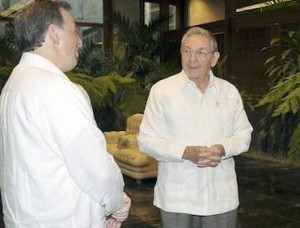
[
  {"xmin": 0, "ymin": 53, "xmax": 124, "ymax": 228},
  {"xmin": 138, "ymin": 70, "xmax": 253, "ymax": 216}
]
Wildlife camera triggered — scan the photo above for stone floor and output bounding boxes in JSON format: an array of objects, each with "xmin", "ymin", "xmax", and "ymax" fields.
[
  {"xmin": 0, "ymin": 153, "xmax": 299, "ymax": 228},
  {"xmin": 122, "ymin": 154, "xmax": 300, "ymax": 228}
]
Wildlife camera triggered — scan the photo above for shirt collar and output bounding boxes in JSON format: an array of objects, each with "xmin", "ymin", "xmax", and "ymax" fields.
[
  {"xmin": 179, "ymin": 70, "xmax": 217, "ymax": 89},
  {"xmin": 20, "ymin": 52, "xmax": 66, "ymax": 78}
]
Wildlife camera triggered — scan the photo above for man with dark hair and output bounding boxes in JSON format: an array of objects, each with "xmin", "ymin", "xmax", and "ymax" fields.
[
  {"xmin": 138, "ymin": 26, "xmax": 253, "ymax": 228},
  {"xmin": 0, "ymin": 1, "xmax": 130, "ymax": 227}
]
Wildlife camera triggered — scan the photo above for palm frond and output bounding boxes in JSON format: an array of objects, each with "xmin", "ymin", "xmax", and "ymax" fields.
[
  {"xmin": 67, "ymin": 71, "xmax": 135, "ymax": 109},
  {"xmin": 256, "ymin": 29, "xmax": 300, "ymax": 159}
]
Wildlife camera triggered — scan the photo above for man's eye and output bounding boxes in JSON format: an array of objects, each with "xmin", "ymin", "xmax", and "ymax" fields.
[{"xmin": 196, "ymin": 50, "xmax": 207, "ymax": 55}]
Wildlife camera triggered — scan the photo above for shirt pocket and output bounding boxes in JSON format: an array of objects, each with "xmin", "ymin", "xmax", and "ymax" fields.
[
  {"xmin": 204, "ymin": 96, "xmax": 236, "ymax": 143},
  {"xmin": 164, "ymin": 105, "xmax": 198, "ymax": 138}
]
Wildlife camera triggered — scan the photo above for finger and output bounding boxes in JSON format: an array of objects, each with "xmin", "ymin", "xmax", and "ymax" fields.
[
  {"xmin": 112, "ymin": 213, "xmax": 128, "ymax": 221},
  {"xmin": 208, "ymin": 161, "xmax": 219, "ymax": 167},
  {"xmin": 112, "ymin": 193, "xmax": 131, "ymax": 221},
  {"xmin": 197, "ymin": 157, "xmax": 221, "ymax": 166},
  {"xmin": 197, "ymin": 158, "xmax": 211, "ymax": 166},
  {"xmin": 206, "ymin": 155, "xmax": 221, "ymax": 162},
  {"xmin": 113, "ymin": 201, "xmax": 131, "ymax": 215},
  {"xmin": 112, "ymin": 210, "xmax": 129, "ymax": 221},
  {"xmin": 106, "ymin": 218, "xmax": 118, "ymax": 228},
  {"xmin": 198, "ymin": 150, "xmax": 221, "ymax": 158},
  {"xmin": 123, "ymin": 192, "xmax": 131, "ymax": 203},
  {"xmin": 197, "ymin": 154, "xmax": 221, "ymax": 162}
]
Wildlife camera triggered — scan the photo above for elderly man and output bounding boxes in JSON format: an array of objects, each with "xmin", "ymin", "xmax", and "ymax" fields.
[
  {"xmin": 0, "ymin": 1, "xmax": 130, "ymax": 227},
  {"xmin": 138, "ymin": 26, "xmax": 253, "ymax": 228}
]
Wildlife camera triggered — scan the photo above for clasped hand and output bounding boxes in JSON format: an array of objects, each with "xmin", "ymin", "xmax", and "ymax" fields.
[
  {"xmin": 106, "ymin": 192, "xmax": 131, "ymax": 228},
  {"xmin": 183, "ymin": 144, "xmax": 225, "ymax": 167}
]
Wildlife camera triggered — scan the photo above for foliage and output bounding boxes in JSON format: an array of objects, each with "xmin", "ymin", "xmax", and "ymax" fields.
[
  {"xmin": 76, "ymin": 42, "xmax": 117, "ymax": 77},
  {"xmin": 73, "ymin": 12, "xmax": 179, "ymax": 130},
  {"xmin": 0, "ymin": 12, "xmax": 179, "ymax": 131},
  {"xmin": 256, "ymin": 30, "xmax": 300, "ymax": 160},
  {"xmin": 111, "ymin": 11, "xmax": 175, "ymax": 82},
  {"xmin": 67, "ymin": 70, "xmax": 146, "ymax": 130},
  {"xmin": 143, "ymin": 60, "xmax": 180, "ymax": 89},
  {"xmin": 213, "ymin": 55, "xmax": 228, "ymax": 79},
  {"xmin": 0, "ymin": 20, "xmax": 20, "ymax": 68},
  {"xmin": 213, "ymin": 55, "xmax": 256, "ymax": 112},
  {"xmin": 0, "ymin": 20, "xmax": 19, "ymax": 93},
  {"xmin": 257, "ymin": 72, "xmax": 300, "ymax": 116},
  {"xmin": 0, "ymin": 66, "xmax": 13, "ymax": 92},
  {"xmin": 240, "ymin": 90, "xmax": 257, "ymax": 112},
  {"xmin": 261, "ymin": 0, "xmax": 299, "ymax": 12},
  {"xmin": 67, "ymin": 71, "xmax": 134, "ymax": 108},
  {"xmin": 288, "ymin": 122, "xmax": 300, "ymax": 160}
]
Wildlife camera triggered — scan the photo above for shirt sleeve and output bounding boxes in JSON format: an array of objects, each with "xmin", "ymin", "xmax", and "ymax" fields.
[
  {"xmin": 38, "ymin": 84, "xmax": 124, "ymax": 216},
  {"xmin": 138, "ymin": 85, "xmax": 186, "ymax": 162},
  {"xmin": 219, "ymin": 90, "xmax": 253, "ymax": 159}
]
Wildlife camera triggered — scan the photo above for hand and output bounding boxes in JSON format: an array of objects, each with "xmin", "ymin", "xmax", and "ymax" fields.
[
  {"xmin": 197, "ymin": 144, "xmax": 225, "ymax": 167},
  {"xmin": 182, "ymin": 145, "xmax": 225, "ymax": 167},
  {"xmin": 106, "ymin": 217, "xmax": 121, "ymax": 228},
  {"xmin": 182, "ymin": 146, "xmax": 208, "ymax": 164},
  {"xmin": 111, "ymin": 192, "xmax": 131, "ymax": 222}
]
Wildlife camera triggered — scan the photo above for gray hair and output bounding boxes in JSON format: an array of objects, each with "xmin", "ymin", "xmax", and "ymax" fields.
[{"xmin": 181, "ymin": 27, "xmax": 218, "ymax": 52}]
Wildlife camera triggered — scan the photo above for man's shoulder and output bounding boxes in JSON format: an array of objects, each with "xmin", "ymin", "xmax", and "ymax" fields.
[
  {"xmin": 7, "ymin": 63, "xmax": 72, "ymax": 100},
  {"xmin": 214, "ymin": 76, "xmax": 239, "ymax": 93},
  {"xmin": 153, "ymin": 72, "xmax": 182, "ymax": 89},
  {"xmin": 13, "ymin": 63, "xmax": 68, "ymax": 86}
]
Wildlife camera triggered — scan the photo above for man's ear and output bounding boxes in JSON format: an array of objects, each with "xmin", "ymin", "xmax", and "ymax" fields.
[
  {"xmin": 47, "ymin": 24, "xmax": 60, "ymax": 45},
  {"xmin": 211, "ymin": 51, "xmax": 220, "ymax": 67}
]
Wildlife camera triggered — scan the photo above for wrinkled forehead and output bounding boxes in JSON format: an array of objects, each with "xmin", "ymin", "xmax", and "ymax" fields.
[{"xmin": 182, "ymin": 34, "xmax": 212, "ymax": 49}]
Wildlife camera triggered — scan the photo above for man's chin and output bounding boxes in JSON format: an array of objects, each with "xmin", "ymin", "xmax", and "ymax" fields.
[
  {"xmin": 63, "ymin": 63, "xmax": 77, "ymax": 73},
  {"xmin": 185, "ymin": 69, "xmax": 200, "ymax": 76}
]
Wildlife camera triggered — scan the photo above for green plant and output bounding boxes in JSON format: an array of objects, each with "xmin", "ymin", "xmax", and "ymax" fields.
[
  {"xmin": 213, "ymin": 55, "xmax": 256, "ymax": 112},
  {"xmin": 67, "ymin": 71, "xmax": 146, "ymax": 130},
  {"xmin": 73, "ymin": 12, "xmax": 180, "ymax": 129},
  {"xmin": 111, "ymin": 11, "xmax": 176, "ymax": 82},
  {"xmin": 261, "ymin": 0, "xmax": 299, "ymax": 12},
  {"xmin": 0, "ymin": 66, "xmax": 13, "ymax": 92},
  {"xmin": 0, "ymin": 20, "xmax": 19, "ymax": 92},
  {"xmin": 0, "ymin": 20, "xmax": 20, "ymax": 68},
  {"xmin": 0, "ymin": 12, "xmax": 179, "ymax": 131},
  {"xmin": 256, "ymin": 30, "xmax": 300, "ymax": 160},
  {"xmin": 76, "ymin": 42, "xmax": 117, "ymax": 77}
]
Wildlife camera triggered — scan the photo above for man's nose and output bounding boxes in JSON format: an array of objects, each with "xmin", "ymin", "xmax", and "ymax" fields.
[{"xmin": 189, "ymin": 51, "xmax": 197, "ymax": 61}]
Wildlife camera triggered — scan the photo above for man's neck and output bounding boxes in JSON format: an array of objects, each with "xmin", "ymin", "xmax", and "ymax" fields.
[{"xmin": 195, "ymin": 74, "xmax": 210, "ymax": 93}]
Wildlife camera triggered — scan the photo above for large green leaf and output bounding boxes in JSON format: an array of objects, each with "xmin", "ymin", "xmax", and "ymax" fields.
[
  {"xmin": 256, "ymin": 29, "xmax": 300, "ymax": 160},
  {"xmin": 67, "ymin": 71, "xmax": 135, "ymax": 109}
]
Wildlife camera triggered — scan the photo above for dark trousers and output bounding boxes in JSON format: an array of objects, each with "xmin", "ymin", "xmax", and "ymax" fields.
[{"xmin": 160, "ymin": 208, "xmax": 238, "ymax": 228}]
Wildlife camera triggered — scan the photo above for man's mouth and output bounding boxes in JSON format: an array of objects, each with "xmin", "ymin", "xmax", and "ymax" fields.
[{"xmin": 188, "ymin": 66, "xmax": 200, "ymax": 69}]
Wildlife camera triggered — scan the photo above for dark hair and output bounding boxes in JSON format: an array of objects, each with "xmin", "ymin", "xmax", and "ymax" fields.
[{"xmin": 14, "ymin": 0, "xmax": 71, "ymax": 52}]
